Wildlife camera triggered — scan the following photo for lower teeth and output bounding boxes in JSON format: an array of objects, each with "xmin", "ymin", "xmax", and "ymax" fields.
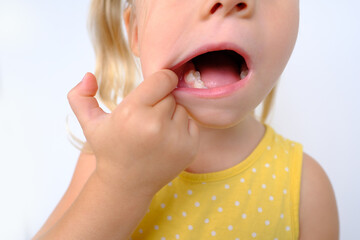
[
  {"xmin": 240, "ymin": 69, "xmax": 249, "ymax": 80},
  {"xmin": 184, "ymin": 68, "xmax": 249, "ymax": 89},
  {"xmin": 185, "ymin": 70, "xmax": 207, "ymax": 89}
]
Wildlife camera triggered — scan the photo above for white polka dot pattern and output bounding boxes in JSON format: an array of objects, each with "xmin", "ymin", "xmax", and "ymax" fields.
[{"xmin": 131, "ymin": 126, "xmax": 302, "ymax": 240}]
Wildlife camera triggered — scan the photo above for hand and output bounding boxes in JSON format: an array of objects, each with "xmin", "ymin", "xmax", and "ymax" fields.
[{"xmin": 67, "ymin": 70, "xmax": 199, "ymax": 197}]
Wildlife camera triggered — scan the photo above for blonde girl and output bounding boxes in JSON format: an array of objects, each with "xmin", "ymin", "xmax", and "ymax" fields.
[{"xmin": 33, "ymin": 0, "xmax": 339, "ymax": 239}]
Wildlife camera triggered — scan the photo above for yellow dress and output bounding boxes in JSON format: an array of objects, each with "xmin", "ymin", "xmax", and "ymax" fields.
[{"xmin": 131, "ymin": 124, "xmax": 303, "ymax": 240}]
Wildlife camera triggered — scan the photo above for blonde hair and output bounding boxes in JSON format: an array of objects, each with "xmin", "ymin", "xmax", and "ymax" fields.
[
  {"xmin": 88, "ymin": 0, "xmax": 139, "ymax": 111},
  {"xmin": 78, "ymin": 0, "xmax": 276, "ymax": 151}
]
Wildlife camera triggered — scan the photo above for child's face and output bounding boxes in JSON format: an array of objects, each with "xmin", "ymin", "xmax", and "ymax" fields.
[{"xmin": 130, "ymin": 0, "xmax": 299, "ymax": 128}]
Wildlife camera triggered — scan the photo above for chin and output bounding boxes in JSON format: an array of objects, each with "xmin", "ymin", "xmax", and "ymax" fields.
[{"xmin": 186, "ymin": 108, "xmax": 248, "ymax": 130}]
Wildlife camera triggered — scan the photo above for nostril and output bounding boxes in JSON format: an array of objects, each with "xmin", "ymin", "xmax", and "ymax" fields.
[
  {"xmin": 210, "ymin": 3, "xmax": 222, "ymax": 14},
  {"xmin": 236, "ymin": 2, "xmax": 247, "ymax": 11}
]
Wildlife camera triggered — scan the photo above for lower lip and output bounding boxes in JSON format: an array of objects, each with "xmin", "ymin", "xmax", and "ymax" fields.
[{"xmin": 173, "ymin": 71, "xmax": 251, "ymax": 99}]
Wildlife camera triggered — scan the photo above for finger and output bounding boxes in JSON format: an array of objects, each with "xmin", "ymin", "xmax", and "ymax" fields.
[
  {"xmin": 172, "ymin": 104, "xmax": 190, "ymax": 127},
  {"xmin": 67, "ymin": 73, "xmax": 106, "ymax": 129},
  {"xmin": 172, "ymin": 105, "xmax": 199, "ymax": 138},
  {"xmin": 187, "ymin": 118, "xmax": 199, "ymax": 139},
  {"xmin": 153, "ymin": 93, "xmax": 176, "ymax": 119},
  {"xmin": 129, "ymin": 69, "xmax": 178, "ymax": 106}
]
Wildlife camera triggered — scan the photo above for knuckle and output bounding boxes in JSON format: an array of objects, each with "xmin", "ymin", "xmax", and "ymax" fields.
[
  {"xmin": 120, "ymin": 104, "xmax": 133, "ymax": 119},
  {"xmin": 112, "ymin": 104, "xmax": 134, "ymax": 125},
  {"xmin": 144, "ymin": 118, "xmax": 163, "ymax": 139},
  {"xmin": 148, "ymin": 119, "xmax": 162, "ymax": 134}
]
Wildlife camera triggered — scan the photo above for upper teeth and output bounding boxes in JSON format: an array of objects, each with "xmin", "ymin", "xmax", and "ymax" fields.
[{"xmin": 185, "ymin": 70, "xmax": 207, "ymax": 89}]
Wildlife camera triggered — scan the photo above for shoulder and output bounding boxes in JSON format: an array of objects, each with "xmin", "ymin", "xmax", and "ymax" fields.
[{"xmin": 299, "ymin": 152, "xmax": 339, "ymax": 240}]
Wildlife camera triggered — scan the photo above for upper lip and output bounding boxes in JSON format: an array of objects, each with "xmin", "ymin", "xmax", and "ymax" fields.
[{"xmin": 170, "ymin": 42, "xmax": 251, "ymax": 73}]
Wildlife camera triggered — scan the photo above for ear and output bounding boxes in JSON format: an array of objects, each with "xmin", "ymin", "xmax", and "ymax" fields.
[{"xmin": 123, "ymin": 7, "xmax": 140, "ymax": 57}]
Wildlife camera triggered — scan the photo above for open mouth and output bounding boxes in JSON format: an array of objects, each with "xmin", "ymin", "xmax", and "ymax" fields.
[{"xmin": 174, "ymin": 50, "xmax": 249, "ymax": 89}]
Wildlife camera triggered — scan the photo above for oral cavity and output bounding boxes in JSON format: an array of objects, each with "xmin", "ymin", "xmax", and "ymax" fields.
[{"xmin": 180, "ymin": 50, "xmax": 249, "ymax": 89}]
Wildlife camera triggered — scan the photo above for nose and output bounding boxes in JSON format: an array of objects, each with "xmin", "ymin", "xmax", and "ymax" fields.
[{"xmin": 201, "ymin": 0, "xmax": 254, "ymax": 19}]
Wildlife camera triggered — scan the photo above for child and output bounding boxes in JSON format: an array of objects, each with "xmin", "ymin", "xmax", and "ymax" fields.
[{"xmin": 34, "ymin": 0, "xmax": 339, "ymax": 239}]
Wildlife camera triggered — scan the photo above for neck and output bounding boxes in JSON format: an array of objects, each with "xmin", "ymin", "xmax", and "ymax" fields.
[{"xmin": 185, "ymin": 114, "xmax": 265, "ymax": 174}]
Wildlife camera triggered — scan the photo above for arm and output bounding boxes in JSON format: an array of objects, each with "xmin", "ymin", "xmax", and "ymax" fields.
[
  {"xmin": 32, "ymin": 152, "xmax": 95, "ymax": 239},
  {"xmin": 299, "ymin": 153, "xmax": 339, "ymax": 240},
  {"xmin": 36, "ymin": 164, "xmax": 153, "ymax": 240}
]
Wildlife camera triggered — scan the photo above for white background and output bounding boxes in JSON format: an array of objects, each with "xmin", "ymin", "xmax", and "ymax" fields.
[{"xmin": 0, "ymin": 0, "xmax": 359, "ymax": 239}]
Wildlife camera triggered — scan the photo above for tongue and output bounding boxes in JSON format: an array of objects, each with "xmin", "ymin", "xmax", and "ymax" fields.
[{"xmin": 194, "ymin": 51, "xmax": 240, "ymax": 88}]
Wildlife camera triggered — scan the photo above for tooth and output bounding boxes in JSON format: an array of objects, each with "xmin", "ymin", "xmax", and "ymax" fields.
[
  {"xmin": 194, "ymin": 79, "xmax": 207, "ymax": 89},
  {"xmin": 240, "ymin": 69, "xmax": 249, "ymax": 80},
  {"xmin": 185, "ymin": 70, "xmax": 207, "ymax": 89},
  {"xmin": 185, "ymin": 70, "xmax": 196, "ymax": 83},
  {"xmin": 194, "ymin": 71, "xmax": 201, "ymax": 80}
]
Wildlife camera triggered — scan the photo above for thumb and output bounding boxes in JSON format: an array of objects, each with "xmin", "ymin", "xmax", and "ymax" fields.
[{"xmin": 67, "ymin": 72, "xmax": 106, "ymax": 131}]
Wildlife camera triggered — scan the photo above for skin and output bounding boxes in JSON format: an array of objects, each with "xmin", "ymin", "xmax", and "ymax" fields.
[
  {"xmin": 127, "ymin": 0, "xmax": 300, "ymax": 173},
  {"xmin": 33, "ymin": 0, "xmax": 339, "ymax": 239},
  {"xmin": 133, "ymin": 0, "xmax": 298, "ymax": 126}
]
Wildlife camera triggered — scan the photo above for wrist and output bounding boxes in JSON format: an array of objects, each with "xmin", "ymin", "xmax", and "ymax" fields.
[{"xmin": 93, "ymin": 167, "xmax": 156, "ymax": 202}]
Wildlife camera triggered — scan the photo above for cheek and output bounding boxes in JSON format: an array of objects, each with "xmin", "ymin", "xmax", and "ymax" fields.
[
  {"xmin": 257, "ymin": 2, "xmax": 299, "ymax": 79},
  {"xmin": 270, "ymin": 14, "xmax": 299, "ymax": 67},
  {"xmin": 137, "ymin": 3, "xmax": 186, "ymax": 79},
  {"xmin": 138, "ymin": 23, "xmax": 176, "ymax": 78},
  {"xmin": 278, "ymin": 12, "xmax": 298, "ymax": 58}
]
